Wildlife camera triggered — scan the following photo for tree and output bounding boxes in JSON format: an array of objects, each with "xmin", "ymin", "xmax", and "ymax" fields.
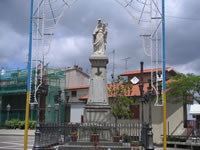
[
  {"xmin": 167, "ymin": 73, "xmax": 200, "ymax": 127},
  {"xmin": 108, "ymin": 75, "xmax": 134, "ymax": 124}
]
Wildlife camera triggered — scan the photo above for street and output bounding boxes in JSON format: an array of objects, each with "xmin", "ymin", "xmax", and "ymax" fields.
[{"xmin": 0, "ymin": 136, "xmax": 34, "ymax": 150}]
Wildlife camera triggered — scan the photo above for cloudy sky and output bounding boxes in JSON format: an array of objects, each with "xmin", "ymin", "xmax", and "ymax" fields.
[{"xmin": 0, "ymin": 0, "xmax": 200, "ymax": 80}]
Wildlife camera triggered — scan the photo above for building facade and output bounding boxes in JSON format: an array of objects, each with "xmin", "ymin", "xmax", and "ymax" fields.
[
  {"xmin": 0, "ymin": 67, "xmax": 66, "ymax": 125},
  {"xmin": 65, "ymin": 65, "xmax": 89, "ymax": 123}
]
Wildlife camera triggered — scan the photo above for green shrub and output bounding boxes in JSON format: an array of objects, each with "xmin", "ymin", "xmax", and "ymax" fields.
[
  {"xmin": 4, "ymin": 119, "xmax": 37, "ymax": 129},
  {"xmin": 5, "ymin": 120, "xmax": 11, "ymax": 128},
  {"xmin": 167, "ymin": 136, "xmax": 186, "ymax": 142},
  {"xmin": 29, "ymin": 120, "xmax": 37, "ymax": 129},
  {"xmin": 5, "ymin": 119, "xmax": 21, "ymax": 129},
  {"xmin": 19, "ymin": 121, "xmax": 25, "ymax": 129},
  {"xmin": 12, "ymin": 119, "xmax": 21, "ymax": 129},
  {"xmin": 123, "ymin": 134, "xmax": 131, "ymax": 143}
]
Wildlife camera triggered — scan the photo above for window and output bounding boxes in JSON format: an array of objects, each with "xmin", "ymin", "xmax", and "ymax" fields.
[
  {"xmin": 71, "ymin": 91, "xmax": 77, "ymax": 97},
  {"xmin": 130, "ymin": 105, "xmax": 140, "ymax": 120}
]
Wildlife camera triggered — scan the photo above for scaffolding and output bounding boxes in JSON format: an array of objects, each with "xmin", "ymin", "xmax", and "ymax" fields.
[{"xmin": 0, "ymin": 68, "xmax": 66, "ymax": 125}]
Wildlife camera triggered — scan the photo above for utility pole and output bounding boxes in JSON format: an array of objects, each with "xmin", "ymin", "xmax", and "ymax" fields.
[
  {"xmin": 112, "ymin": 49, "xmax": 115, "ymax": 79},
  {"xmin": 121, "ymin": 57, "xmax": 131, "ymax": 72},
  {"xmin": 162, "ymin": 0, "xmax": 167, "ymax": 149},
  {"xmin": 108, "ymin": 49, "xmax": 115, "ymax": 79},
  {"xmin": 24, "ymin": 0, "xmax": 34, "ymax": 149}
]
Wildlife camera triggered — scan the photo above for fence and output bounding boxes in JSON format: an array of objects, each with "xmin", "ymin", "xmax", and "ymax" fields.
[
  {"xmin": 35, "ymin": 122, "xmax": 141, "ymax": 148},
  {"xmin": 0, "ymin": 109, "xmax": 37, "ymax": 125}
]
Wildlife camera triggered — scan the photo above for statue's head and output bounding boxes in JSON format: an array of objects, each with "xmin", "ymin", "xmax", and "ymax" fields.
[
  {"xmin": 98, "ymin": 19, "xmax": 102, "ymax": 23},
  {"xmin": 97, "ymin": 19, "xmax": 102, "ymax": 27}
]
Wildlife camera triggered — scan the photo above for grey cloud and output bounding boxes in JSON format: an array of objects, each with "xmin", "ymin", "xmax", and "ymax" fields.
[
  {"xmin": 0, "ymin": 0, "xmax": 29, "ymax": 35},
  {"xmin": 0, "ymin": 0, "xmax": 200, "ymax": 76}
]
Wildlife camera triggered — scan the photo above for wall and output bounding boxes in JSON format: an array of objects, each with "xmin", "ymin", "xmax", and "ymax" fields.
[
  {"xmin": 166, "ymin": 102, "xmax": 183, "ymax": 135},
  {"xmin": 66, "ymin": 69, "xmax": 89, "ymax": 88},
  {"xmin": 139, "ymin": 98, "xmax": 183, "ymax": 144},
  {"xmin": 70, "ymin": 103, "xmax": 85, "ymax": 123}
]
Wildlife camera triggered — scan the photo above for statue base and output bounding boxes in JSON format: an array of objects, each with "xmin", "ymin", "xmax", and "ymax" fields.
[{"xmin": 84, "ymin": 104, "xmax": 111, "ymax": 123}]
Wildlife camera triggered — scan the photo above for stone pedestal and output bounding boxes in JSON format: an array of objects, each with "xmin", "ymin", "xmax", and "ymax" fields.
[
  {"xmin": 84, "ymin": 104, "xmax": 111, "ymax": 123},
  {"xmin": 87, "ymin": 55, "xmax": 108, "ymax": 104},
  {"xmin": 84, "ymin": 55, "xmax": 111, "ymax": 123}
]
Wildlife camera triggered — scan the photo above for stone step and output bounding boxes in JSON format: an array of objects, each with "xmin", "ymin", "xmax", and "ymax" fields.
[
  {"xmin": 58, "ymin": 145, "xmax": 140, "ymax": 150},
  {"xmin": 58, "ymin": 142, "xmax": 141, "ymax": 150},
  {"xmin": 68, "ymin": 141, "xmax": 123, "ymax": 146}
]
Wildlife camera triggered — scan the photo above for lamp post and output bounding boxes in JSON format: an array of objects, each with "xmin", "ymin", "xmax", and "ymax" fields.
[
  {"xmin": 64, "ymin": 91, "xmax": 69, "ymax": 104},
  {"xmin": 64, "ymin": 90, "xmax": 70, "ymax": 123},
  {"xmin": 6, "ymin": 104, "xmax": 11, "ymax": 120},
  {"xmin": 139, "ymin": 61, "xmax": 146, "ymax": 146},
  {"xmin": 55, "ymin": 103, "xmax": 59, "ymax": 124},
  {"xmin": 58, "ymin": 90, "xmax": 62, "ymax": 124},
  {"xmin": 30, "ymin": 103, "xmax": 34, "ymax": 120},
  {"xmin": 139, "ymin": 62, "xmax": 154, "ymax": 150},
  {"xmin": 33, "ymin": 88, "xmax": 41, "ymax": 150},
  {"xmin": 47, "ymin": 104, "xmax": 52, "ymax": 123},
  {"xmin": 146, "ymin": 79, "xmax": 154, "ymax": 150}
]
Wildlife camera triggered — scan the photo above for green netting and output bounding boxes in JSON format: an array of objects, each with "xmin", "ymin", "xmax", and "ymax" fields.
[
  {"xmin": 0, "ymin": 68, "xmax": 35, "ymax": 95},
  {"xmin": 0, "ymin": 109, "xmax": 37, "ymax": 125},
  {"xmin": 0, "ymin": 68, "xmax": 66, "ymax": 125}
]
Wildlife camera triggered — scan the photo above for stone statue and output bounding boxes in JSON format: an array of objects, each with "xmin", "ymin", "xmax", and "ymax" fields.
[
  {"xmin": 93, "ymin": 19, "xmax": 108, "ymax": 55},
  {"xmin": 84, "ymin": 19, "xmax": 110, "ymax": 123}
]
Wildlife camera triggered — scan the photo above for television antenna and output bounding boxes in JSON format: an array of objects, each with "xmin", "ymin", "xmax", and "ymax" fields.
[{"xmin": 121, "ymin": 57, "xmax": 131, "ymax": 72}]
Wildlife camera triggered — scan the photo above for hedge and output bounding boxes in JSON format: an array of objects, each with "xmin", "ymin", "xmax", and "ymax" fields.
[{"xmin": 5, "ymin": 119, "xmax": 37, "ymax": 129}]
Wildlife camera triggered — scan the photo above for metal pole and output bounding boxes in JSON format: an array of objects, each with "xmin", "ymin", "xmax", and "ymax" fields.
[
  {"xmin": 56, "ymin": 110, "xmax": 58, "ymax": 124},
  {"xmin": 59, "ymin": 108, "xmax": 61, "ymax": 124},
  {"xmin": 33, "ymin": 93, "xmax": 41, "ymax": 150},
  {"xmin": 147, "ymin": 79, "xmax": 154, "ymax": 150},
  {"xmin": 139, "ymin": 61, "xmax": 145, "ymax": 146},
  {"xmin": 37, "ymin": 95, "xmax": 40, "ymax": 123},
  {"xmin": 140, "ymin": 61, "xmax": 144, "ymax": 124},
  {"xmin": 48, "ymin": 111, "xmax": 50, "ymax": 123},
  {"xmin": 7, "ymin": 111, "xmax": 9, "ymax": 121},
  {"xmin": 30, "ymin": 103, "xmax": 34, "ymax": 120},
  {"xmin": 162, "ymin": 0, "xmax": 167, "ymax": 149},
  {"xmin": 24, "ymin": 0, "xmax": 34, "ymax": 149},
  {"xmin": 31, "ymin": 109, "xmax": 33, "ymax": 120},
  {"xmin": 47, "ymin": 104, "xmax": 52, "ymax": 123}
]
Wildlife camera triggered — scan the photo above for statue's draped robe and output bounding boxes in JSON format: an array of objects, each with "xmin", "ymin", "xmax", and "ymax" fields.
[{"xmin": 93, "ymin": 25, "xmax": 106, "ymax": 55}]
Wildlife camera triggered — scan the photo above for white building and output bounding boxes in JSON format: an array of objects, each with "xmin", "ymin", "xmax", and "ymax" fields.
[{"xmin": 65, "ymin": 65, "xmax": 89, "ymax": 123}]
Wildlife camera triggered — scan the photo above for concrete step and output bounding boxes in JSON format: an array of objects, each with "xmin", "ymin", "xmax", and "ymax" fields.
[
  {"xmin": 58, "ymin": 142, "xmax": 141, "ymax": 150},
  {"xmin": 68, "ymin": 141, "xmax": 123, "ymax": 146},
  {"xmin": 58, "ymin": 145, "xmax": 138, "ymax": 150}
]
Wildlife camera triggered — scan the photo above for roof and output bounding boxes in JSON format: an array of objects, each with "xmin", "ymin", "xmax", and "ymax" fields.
[
  {"xmin": 189, "ymin": 104, "xmax": 200, "ymax": 115},
  {"xmin": 66, "ymin": 65, "xmax": 89, "ymax": 78},
  {"xmin": 79, "ymin": 83, "xmax": 149, "ymax": 100},
  {"xmin": 121, "ymin": 67, "xmax": 175, "ymax": 76},
  {"xmin": 68, "ymin": 97, "xmax": 86, "ymax": 104},
  {"xmin": 66, "ymin": 85, "xmax": 89, "ymax": 90}
]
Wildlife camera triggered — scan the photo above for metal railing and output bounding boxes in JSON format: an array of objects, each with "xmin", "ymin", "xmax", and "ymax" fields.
[{"xmin": 34, "ymin": 122, "xmax": 141, "ymax": 148}]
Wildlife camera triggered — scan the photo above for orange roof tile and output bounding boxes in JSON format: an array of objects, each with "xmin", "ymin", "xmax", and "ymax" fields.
[
  {"xmin": 66, "ymin": 85, "xmax": 89, "ymax": 90},
  {"xmin": 79, "ymin": 83, "xmax": 149, "ymax": 100},
  {"xmin": 121, "ymin": 67, "xmax": 175, "ymax": 76}
]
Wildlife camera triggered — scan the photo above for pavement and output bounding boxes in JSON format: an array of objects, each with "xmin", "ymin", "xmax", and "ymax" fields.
[
  {"xmin": 0, "ymin": 130, "xmax": 35, "ymax": 150},
  {"xmin": 0, "ymin": 129, "xmax": 35, "ymax": 136},
  {"xmin": 0, "ymin": 135, "xmax": 34, "ymax": 150}
]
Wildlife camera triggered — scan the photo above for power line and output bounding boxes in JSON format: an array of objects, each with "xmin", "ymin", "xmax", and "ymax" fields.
[{"xmin": 166, "ymin": 15, "xmax": 200, "ymax": 21}]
